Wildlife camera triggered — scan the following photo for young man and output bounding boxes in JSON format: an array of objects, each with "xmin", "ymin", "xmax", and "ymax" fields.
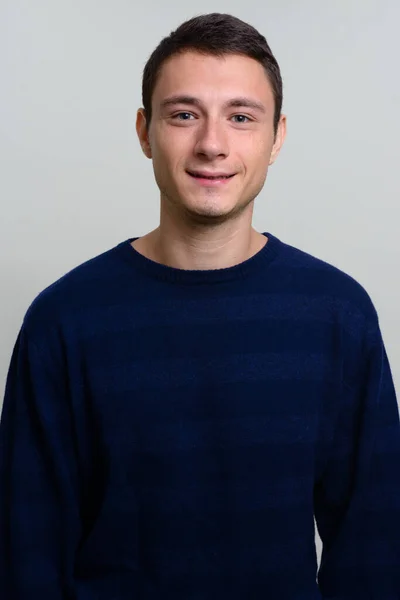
[{"xmin": 1, "ymin": 12, "xmax": 399, "ymax": 599}]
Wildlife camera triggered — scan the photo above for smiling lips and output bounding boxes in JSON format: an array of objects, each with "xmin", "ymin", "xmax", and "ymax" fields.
[
  {"xmin": 187, "ymin": 170, "xmax": 236, "ymax": 185},
  {"xmin": 188, "ymin": 170, "xmax": 235, "ymax": 179}
]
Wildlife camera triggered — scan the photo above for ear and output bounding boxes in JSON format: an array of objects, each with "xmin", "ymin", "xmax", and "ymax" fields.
[
  {"xmin": 136, "ymin": 108, "xmax": 152, "ymax": 159},
  {"xmin": 269, "ymin": 114, "xmax": 287, "ymax": 166}
]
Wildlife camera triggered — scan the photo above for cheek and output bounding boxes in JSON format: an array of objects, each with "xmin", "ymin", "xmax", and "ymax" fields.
[
  {"xmin": 238, "ymin": 133, "xmax": 273, "ymax": 163},
  {"xmin": 254, "ymin": 134, "xmax": 273, "ymax": 157},
  {"xmin": 151, "ymin": 143, "xmax": 186, "ymax": 191},
  {"xmin": 153, "ymin": 131, "xmax": 189, "ymax": 170}
]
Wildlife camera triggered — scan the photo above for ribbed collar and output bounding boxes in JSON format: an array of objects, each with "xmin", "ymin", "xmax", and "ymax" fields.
[{"xmin": 116, "ymin": 231, "xmax": 282, "ymax": 285}]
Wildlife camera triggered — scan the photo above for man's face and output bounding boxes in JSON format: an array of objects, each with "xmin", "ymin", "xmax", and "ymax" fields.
[{"xmin": 137, "ymin": 51, "xmax": 286, "ymax": 224}]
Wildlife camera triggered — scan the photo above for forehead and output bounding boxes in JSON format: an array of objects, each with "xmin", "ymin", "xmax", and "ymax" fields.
[{"xmin": 152, "ymin": 51, "xmax": 274, "ymax": 107}]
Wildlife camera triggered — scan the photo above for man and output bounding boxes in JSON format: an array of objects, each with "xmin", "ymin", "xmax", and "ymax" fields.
[{"xmin": 1, "ymin": 12, "xmax": 399, "ymax": 599}]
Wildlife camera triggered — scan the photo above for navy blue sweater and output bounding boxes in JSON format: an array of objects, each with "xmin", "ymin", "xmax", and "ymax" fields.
[{"xmin": 1, "ymin": 231, "xmax": 400, "ymax": 599}]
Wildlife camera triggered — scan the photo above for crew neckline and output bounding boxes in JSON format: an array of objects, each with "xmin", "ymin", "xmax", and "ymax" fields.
[{"xmin": 116, "ymin": 231, "xmax": 282, "ymax": 285}]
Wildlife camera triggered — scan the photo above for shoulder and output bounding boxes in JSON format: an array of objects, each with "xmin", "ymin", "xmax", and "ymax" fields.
[
  {"xmin": 22, "ymin": 239, "xmax": 131, "ymax": 340},
  {"xmin": 273, "ymin": 234, "xmax": 379, "ymax": 331}
]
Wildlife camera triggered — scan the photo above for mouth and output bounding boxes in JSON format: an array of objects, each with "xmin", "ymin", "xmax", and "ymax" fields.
[{"xmin": 186, "ymin": 171, "xmax": 236, "ymax": 186}]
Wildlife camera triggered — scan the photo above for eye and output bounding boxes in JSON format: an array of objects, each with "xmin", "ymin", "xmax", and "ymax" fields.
[
  {"xmin": 231, "ymin": 114, "xmax": 251, "ymax": 124},
  {"xmin": 172, "ymin": 112, "xmax": 195, "ymax": 121}
]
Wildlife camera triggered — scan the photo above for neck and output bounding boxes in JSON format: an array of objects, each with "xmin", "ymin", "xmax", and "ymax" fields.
[{"xmin": 132, "ymin": 223, "xmax": 267, "ymax": 271}]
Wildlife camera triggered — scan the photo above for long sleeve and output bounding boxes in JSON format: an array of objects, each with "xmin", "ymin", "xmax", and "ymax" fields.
[
  {"xmin": 314, "ymin": 320, "xmax": 400, "ymax": 599},
  {"xmin": 0, "ymin": 324, "xmax": 81, "ymax": 599}
]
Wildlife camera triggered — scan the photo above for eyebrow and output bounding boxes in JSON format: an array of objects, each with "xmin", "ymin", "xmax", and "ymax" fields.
[{"xmin": 160, "ymin": 95, "xmax": 267, "ymax": 114}]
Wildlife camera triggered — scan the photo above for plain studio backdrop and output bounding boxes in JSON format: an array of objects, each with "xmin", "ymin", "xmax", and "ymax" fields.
[{"xmin": 1, "ymin": 0, "xmax": 399, "ymax": 569}]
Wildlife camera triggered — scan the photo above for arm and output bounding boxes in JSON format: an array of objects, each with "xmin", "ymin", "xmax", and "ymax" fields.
[
  {"xmin": 314, "ymin": 320, "xmax": 400, "ymax": 598},
  {"xmin": 0, "ymin": 325, "xmax": 81, "ymax": 598}
]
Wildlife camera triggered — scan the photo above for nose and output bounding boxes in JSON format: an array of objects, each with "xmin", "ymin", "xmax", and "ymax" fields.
[{"xmin": 194, "ymin": 119, "xmax": 229, "ymax": 160}]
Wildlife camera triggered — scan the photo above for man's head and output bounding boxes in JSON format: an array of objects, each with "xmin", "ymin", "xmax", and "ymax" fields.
[{"xmin": 136, "ymin": 13, "xmax": 286, "ymax": 226}]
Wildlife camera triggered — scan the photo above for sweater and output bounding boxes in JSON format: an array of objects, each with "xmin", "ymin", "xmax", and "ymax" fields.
[{"xmin": 1, "ymin": 231, "xmax": 400, "ymax": 600}]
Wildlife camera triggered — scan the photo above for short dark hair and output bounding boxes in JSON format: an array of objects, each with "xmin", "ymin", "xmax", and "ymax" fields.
[{"xmin": 142, "ymin": 13, "xmax": 283, "ymax": 136}]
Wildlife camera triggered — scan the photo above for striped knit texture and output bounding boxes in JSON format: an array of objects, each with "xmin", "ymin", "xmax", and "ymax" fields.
[{"xmin": 1, "ymin": 231, "xmax": 399, "ymax": 599}]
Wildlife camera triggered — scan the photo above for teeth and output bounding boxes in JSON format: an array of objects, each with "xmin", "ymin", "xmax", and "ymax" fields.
[{"xmin": 193, "ymin": 174, "xmax": 230, "ymax": 179}]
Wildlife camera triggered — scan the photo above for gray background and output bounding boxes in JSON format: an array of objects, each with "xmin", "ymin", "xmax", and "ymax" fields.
[{"xmin": 1, "ymin": 0, "xmax": 399, "ymax": 567}]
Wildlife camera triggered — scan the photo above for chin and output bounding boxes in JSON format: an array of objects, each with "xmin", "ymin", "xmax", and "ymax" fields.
[{"xmin": 182, "ymin": 198, "xmax": 243, "ymax": 223}]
